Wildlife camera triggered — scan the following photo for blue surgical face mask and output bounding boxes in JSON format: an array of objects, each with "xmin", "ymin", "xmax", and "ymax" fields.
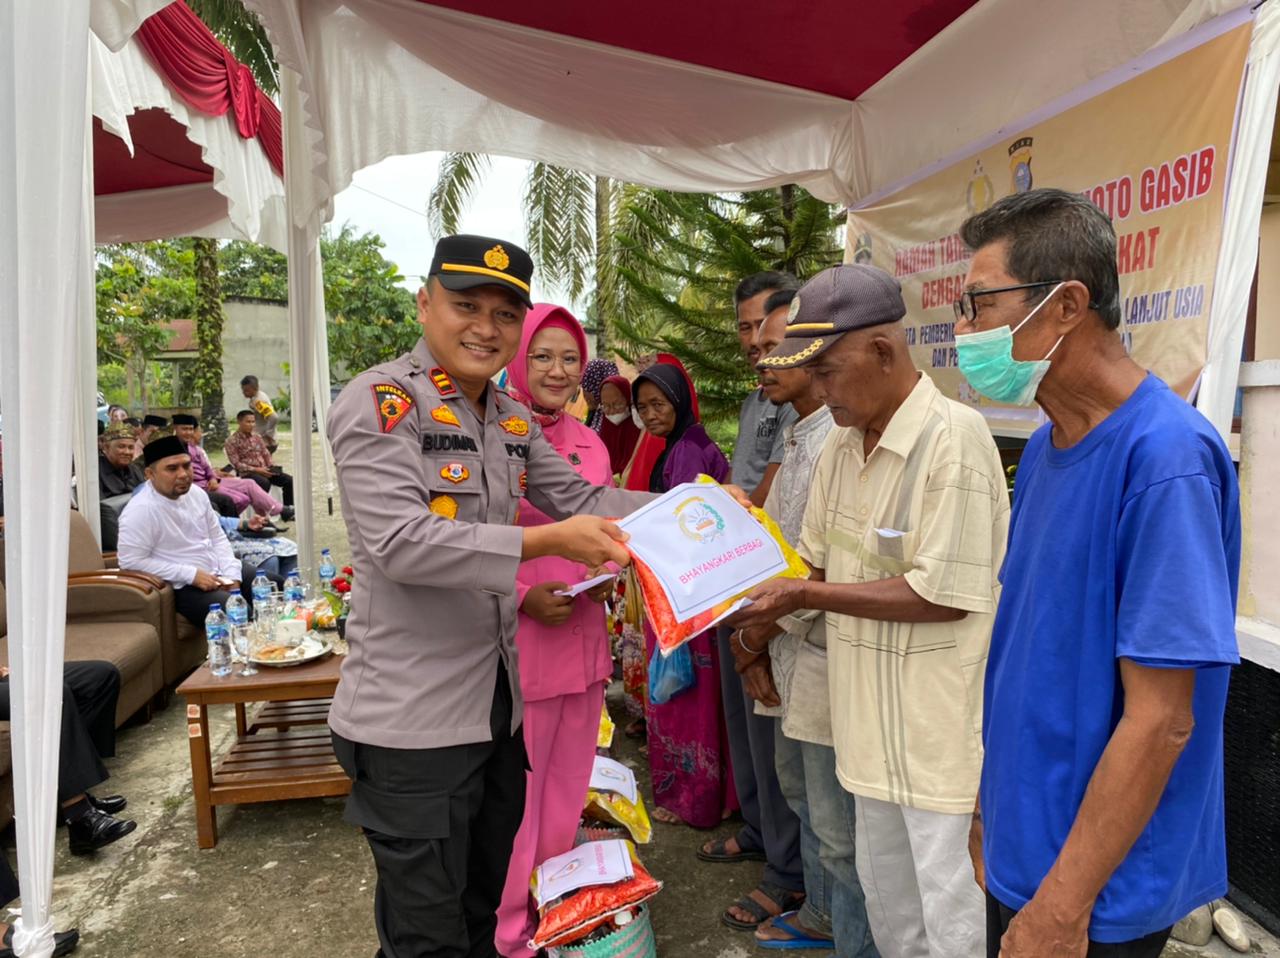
[{"xmin": 955, "ymin": 282, "xmax": 1066, "ymax": 406}]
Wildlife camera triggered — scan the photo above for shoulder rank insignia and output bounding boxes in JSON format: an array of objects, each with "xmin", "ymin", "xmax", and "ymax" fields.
[
  {"xmin": 430, "ymin": 405, "xmax": 461, "ymax": 428},
  {"xmin": 499, "ymin": 415, "xmax": 529, "ymax": 437},
  {"xmin": 371, "ymin": 383, "xmax": 414, "ymax": 433},
  {"xmin": 429, "ymin": 366, "xmax": 456, "ymax": 397},
  {"xmin": 429, "ymin": 494, "xmax": 458, "ymax": 519},
  {"xmin": 440, "ymin": 462, "xmax": 470, "ymax": 484}
]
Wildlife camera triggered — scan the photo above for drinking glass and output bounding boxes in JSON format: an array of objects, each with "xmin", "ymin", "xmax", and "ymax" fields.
[{"xmin": 234, "ymin": 625, "xmax": 258, "ymax": 676}]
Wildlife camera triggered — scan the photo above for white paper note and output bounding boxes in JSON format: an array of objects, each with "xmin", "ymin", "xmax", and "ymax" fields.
[
  {"xmin": 617, "ymin": 481, "xmax": 787, "ymax": 623},
  {"xmin": 553, "ymin": 573, "xmax": 617, "ymax": 598},
  {"xmin": 590, "ymin": 755, "xmax": 639, "ymax": 803},
  {"xmin": 534, "ymin": 839, "xmax": 634, "ymax": 907}
]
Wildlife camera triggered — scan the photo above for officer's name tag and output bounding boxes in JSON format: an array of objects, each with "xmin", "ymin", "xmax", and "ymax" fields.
[{"xmin": 422, "ymin": 433, "xmax": 478, "ymax": 453}]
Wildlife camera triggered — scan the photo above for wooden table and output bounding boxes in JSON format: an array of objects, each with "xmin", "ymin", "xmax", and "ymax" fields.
[{"xmin": 177, "ymin": 654, "xmax": 350, "ymax": 848}]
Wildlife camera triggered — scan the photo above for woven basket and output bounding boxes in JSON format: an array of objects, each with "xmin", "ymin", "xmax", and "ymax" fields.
[
  {"xmin": 550, "ymin": 906, "xmax": 656, "ymax": 958},
  {"xmin": 574, "ymin": 823, "xmax": 629, "ymax": 846}
]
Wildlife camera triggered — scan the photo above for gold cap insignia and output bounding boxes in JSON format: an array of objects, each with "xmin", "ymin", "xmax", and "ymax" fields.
[{"xmin": 483, "ymin": 245, "xmax": 510, "ymax": 271}]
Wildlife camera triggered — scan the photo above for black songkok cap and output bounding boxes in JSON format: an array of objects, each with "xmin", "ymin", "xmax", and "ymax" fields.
[
  {"xmin": 142, "ymin": 414, "xmax": 168, "ymax": 428},
  {"xmin": 170, "ymin": 413, "xmax": 199, "ymax": 427},
  {"xmin": 143, "ymin": 435, "xmax": 189, "ymax": 466}
]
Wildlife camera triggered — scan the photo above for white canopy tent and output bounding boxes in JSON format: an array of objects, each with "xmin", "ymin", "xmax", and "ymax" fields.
[
  {"xmin": 1, "ymin": 1, "xmax": 316, "ymax": 951},
  {"xmin": 4, "ymin": 0, "xmax": 1276, "ymax": 951}
]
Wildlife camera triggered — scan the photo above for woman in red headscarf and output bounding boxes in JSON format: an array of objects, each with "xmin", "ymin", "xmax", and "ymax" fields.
[
  {"xmin": 495, "ymin": 304, "xmax": 616, "ymax": 958},
  {"xmin": 598, "ymin": 374, "xmax": 641, "ymax": 477}
]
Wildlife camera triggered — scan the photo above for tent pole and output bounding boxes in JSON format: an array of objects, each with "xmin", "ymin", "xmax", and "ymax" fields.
[
  {"xmin": 283, "ymin": 67, "xmax": 317, "ymax": 580},
  {"xmin": 0, "ymin": 3, "xmax": 89, "ymax": 955},
  {"xmin": 75, "ymin": 67, "xmax": 103, "ymax": 547}
]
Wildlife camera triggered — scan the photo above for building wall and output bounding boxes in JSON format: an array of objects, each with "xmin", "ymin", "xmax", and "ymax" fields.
[
  {"xmin": 1257, "ymin": 208, "xmax": 1280, "ymax": 361},
  {"xmin": 221, "ymin": 297, "xmax": 290, "ymax": 421}
]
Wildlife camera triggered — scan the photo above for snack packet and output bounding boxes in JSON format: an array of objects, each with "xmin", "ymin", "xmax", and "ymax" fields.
[
  {"xmin": 628, "ymin": 475, "xmax": 809, "ymax": 655},
  {"xmin": 583, "ymin": 773, "xmax": 652, "ymax": 846},
  {"xmin": 597, "ymin": 704, "xmax": 615, "ymax": 750},
  {"xmin": 530, "ymin": 842, "xmax": 661, "ymax": 950}
]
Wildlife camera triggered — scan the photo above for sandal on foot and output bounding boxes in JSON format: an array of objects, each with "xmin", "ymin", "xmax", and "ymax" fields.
[
  {"xmin": 651, "ymin": 806, "xmax": 684, "ymax": 825},
  {"xmin": 721, "ymin": 883, "xmax": 805, "ymax": 932},
  {"xmin": 756, "ymin": 911, "xmax": 835, "ymax": 950},
  {"xmin": 697, "ymin": 834, "xmax": 767, "ymax": 864}
]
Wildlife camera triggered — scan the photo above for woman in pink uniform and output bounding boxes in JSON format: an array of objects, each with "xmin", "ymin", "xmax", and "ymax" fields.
[{"xmin": 495, "ymin": 304, "xmax": 616, "ymax": 958}]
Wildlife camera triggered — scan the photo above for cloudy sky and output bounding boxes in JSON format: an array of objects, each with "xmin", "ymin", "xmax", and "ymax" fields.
[{"xmin": 331, "ymin": 151, "xmax": 571, "ymax": 302}]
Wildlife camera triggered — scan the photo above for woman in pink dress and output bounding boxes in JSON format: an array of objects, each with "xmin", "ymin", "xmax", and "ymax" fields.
[{"xmin": 495, "ymin": 305, "xmax": 616, "ymax": 958}]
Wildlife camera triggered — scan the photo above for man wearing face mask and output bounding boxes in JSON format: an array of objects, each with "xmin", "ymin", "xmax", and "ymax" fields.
[
  {"xmin": 952, "ymin": 189, "xmax": 1240, "ymax": 958},
  {"xmin": 732, "ymin": 263, "xmax": 1009, "ymax": 958}
]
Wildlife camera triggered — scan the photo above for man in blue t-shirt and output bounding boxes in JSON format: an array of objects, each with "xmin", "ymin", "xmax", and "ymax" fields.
[{"xmin": 953, "ymin": 188, "xmax": 1240, "ymax": 958}]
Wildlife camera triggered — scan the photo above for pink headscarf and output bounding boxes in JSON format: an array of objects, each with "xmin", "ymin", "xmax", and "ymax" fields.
[{"xmin": 504, "ymin": 303, "xmax": 589, "ymax": 429}]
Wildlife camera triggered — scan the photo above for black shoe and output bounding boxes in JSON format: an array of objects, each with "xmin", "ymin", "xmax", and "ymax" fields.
[
  {"xmin": 280, "ymin": 505, "xmax": 296, "ymax": 522},
  {"xmin": 87, "ymin": 792, "xmax": 127, "ymax": 815},
  {"xmin": 67, "ymin": 807, "xmax": 137, "ymax": 856},
  {"xmin": 1, "ymin": 925, "xmax": 80, "ymax": 956}
]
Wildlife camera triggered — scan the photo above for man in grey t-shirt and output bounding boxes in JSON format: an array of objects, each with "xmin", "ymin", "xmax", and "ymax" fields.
[{"xmin": 702, "ymin": 271, "xmax": 806, "ymax": 933}]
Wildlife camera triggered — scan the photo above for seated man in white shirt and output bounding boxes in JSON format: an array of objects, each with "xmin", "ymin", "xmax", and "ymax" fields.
[{"xmin": 117, "ymin": 435, "xmax": 244, "ymax": 626}]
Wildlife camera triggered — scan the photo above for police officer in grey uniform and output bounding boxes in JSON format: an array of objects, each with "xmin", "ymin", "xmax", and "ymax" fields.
[{"xmin": 327, "ymin": 235, "xmax": 652, "ymax": 958}]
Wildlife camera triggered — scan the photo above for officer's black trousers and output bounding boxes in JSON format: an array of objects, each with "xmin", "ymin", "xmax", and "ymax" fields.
[
  {"xmin": 0, "ymin": 660, "xmax": 118, "ymax": 804},
  {"xmin": 333, "ymin": 662, "xmax": 528, "ymax": 958}
]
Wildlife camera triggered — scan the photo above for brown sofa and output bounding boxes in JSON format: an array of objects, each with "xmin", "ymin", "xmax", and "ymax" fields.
[{"xmin": 66, "ymin": 509, "xmax": 206, "ymax": 685}]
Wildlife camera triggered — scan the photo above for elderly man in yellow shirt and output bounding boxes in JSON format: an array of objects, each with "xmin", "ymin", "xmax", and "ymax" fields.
[{"xmin": 732, "ymin": 264, "xmax": 1010, "ymax": 958}]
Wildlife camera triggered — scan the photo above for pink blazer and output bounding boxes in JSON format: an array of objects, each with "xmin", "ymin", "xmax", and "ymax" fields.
[{"xmin": 514, "ymin": 416, "xmax": 615, "ymax": 702}]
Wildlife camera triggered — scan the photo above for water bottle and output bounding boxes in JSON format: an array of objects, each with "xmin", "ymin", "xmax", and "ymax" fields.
[
  {"xmin": 284, "ymin": 570, "xmax": 303, "ymax": 604},
  {"xmin": 318, "ymin": 549, "xmax": 336, "ymax": 591},
  {"xmin": 205, "ymin": 604, "xmax": 231, "ymax": 677},
  {"xmin": 251, "ymin": 571, "xmax": 272, "ymax": 606}
]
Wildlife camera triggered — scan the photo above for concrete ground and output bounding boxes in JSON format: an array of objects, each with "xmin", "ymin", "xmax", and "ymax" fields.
[{"xmin": 10, "ymin": 428, "xmax": 1275, "ymax": 956}]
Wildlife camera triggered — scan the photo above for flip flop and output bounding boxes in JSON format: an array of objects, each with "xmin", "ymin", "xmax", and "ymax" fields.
[
  {"xmin": 697, "ymin": 835, "xmax": 767, "ymax": 864},
  {"xmin": 756, "ymin": 911, "xmax": 836, "ymax": 950},
  {"xmin": 721, "ymin": 883, "xmax": 806, "ymax": 931}
]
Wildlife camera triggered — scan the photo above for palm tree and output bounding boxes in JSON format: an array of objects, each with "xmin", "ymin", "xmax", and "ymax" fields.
[
  {"xmin": 428, "ymin": 155, "xmax": 626, "ymax": 351},
  {"xmin": 185, "ymin": 0, "xmax": 278, "ymax": 439}
]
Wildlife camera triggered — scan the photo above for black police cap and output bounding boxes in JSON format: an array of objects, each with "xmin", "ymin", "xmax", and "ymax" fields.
[{"xmin": 428, "ymin": 234, "xmax": 534, "ymax": 308}]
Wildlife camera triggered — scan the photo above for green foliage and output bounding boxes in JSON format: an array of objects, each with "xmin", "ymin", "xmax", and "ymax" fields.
[
  {"xmin": 193, "ymin": 238, "xmax": 229, "ymax": 442},
  {"xmin": 219, "ymin": 241, "xmax": 288, "ymax": 300},
  {"xmin": 322, "ymin": 225, "xmax": 420, "ymax": 374},
  {"xmin": 220, "ymin": 226, "xmax": 420, "ymax": 377},
  {"xmin": 95, "ymin": 241, "xmax": 194, "ymax": 410},
  {"xmin": 609, "ymin": 186, "xmax": 844, "ymax": 425}
]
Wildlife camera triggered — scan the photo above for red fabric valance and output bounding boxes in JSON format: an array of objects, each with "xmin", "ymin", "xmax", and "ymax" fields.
[{"xmin": 135, "ymin": 1, "xmax": 282, "ymax": 175}]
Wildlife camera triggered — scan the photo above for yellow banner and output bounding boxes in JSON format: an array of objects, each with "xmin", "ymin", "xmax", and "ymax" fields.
[{"xmin": 845, "ymin": 22, "xmax": 1251, "ymax": 431}]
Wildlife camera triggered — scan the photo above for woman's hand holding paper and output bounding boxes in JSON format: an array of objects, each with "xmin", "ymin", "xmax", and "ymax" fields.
[{"xmin": 522, "ymin": 581, "xmax": 574, "ymax": 626}]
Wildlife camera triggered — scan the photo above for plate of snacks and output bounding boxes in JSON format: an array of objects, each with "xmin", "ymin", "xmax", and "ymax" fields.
[{"xmin": 250, "ymin": 633, "xmax": 332, "ymax": 667}]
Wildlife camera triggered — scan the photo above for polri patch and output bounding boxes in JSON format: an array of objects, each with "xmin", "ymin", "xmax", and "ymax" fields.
[
  {"xmin": 440, "ymin": 462, "xmax": 470, "ymax": 484},
  {"xmin": 371, "ymin": 383, "xmax": 414, "ymax": 433},
  {"xmin": 430, "ymin": 405, "xmax": 461, "ymax": 428},
  {"xmin": 499, "ymin": 415, "xmax": 529, "ymax": 437},
  {"xmin": 429, "ymin": 367, "xmax": 456, "ymax": 397}
]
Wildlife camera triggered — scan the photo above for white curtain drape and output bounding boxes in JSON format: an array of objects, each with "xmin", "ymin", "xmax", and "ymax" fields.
[
  {"xmin": 91, "ymin": 31, "xmax": 288, "ymax": 252},
  {"xmin": 0, "ymin": 1, "xmax": 91, "ymax": 954},
  {"xmin": 1196, "ymin": 0, "xmax": 1280, "ymax": 437},
  {"xmin": 310, "ymin": 244, "xmax": 337, "ymax": 502},
  {"xmin": 75, "ymin": 88, "xmax": 103, "ymax": 547}
]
